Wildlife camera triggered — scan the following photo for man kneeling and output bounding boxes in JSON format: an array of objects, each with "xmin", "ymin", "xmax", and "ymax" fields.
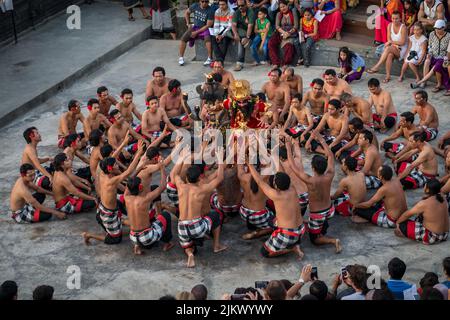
[{"xmin": 125, "ymin": 174, "xmax": 174, "ymax": 255}]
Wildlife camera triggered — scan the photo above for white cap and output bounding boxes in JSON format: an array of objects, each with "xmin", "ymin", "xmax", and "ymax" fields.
[{"xmin": 434, "ymin": 19, "xmax": 446, "ymax": 29}]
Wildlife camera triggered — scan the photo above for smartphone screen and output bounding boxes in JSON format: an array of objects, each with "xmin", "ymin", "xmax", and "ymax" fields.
[
  {"xmin": 255, "ymin": 281, "xmax": 269, "ymax": 289},
  {"xmin": 311, "ymin": 267, "xmax": 318, "ymax": 279}
]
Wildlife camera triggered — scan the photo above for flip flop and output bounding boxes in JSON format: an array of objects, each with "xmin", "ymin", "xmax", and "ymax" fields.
[
  {"xmin": 382, "ymin": 77, "xmax": 390, "ymax": 83},
  {"xmin": 444, "ymin": 91, "xmax": 450, "ymax": 96},
  {"xmin": 432, "ymin": 87, "xmax": 442, "ymax": 93},
  {"xmin": 366, "ymin": 68, "xmax": 377, "ymax": 74}
]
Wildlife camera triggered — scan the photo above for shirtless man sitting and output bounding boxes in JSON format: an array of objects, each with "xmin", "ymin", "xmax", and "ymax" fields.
[
  {"xmin": 141, "ymin": 96, "xmax": 178, "ymax": 147},
  {"xmin": 287, "ymin": 134, "xmax": 342, "ymax": 253},
  {"xmin": 340, "ymin": 92, "xmax": 373, "ymax": 128},
  {"xmin": 58, "ymin": 99, "xmax": 85, "ymax": 149},
  {"xmin": 107, "ymin": 109, "xmax": 145, "ymax": 161},
  {"xmin": 381, "ymin": 111, "xmax": 420, "ymax": 159},
  {"xmin": 63, "ymin": 133, "xmax": 92, "ymax": 183},
  {"xmin": 21, "ymin": 127, "xmax": 54, "ymax": 190},
  {"xmin": 82, "ymin": 141, "xmax": 144, "ymax": 245},
  {"xmin": 97, "ymin": 86, "xmax": 118, "ymax": 116},
  {"xmin": 261, "ymin": 68, "xmax": 291, "ymax": 124},
  {"xmin": 332, "ymin": 156, "xmax": 367, "ymax": 217},
  {"xmin": 52, "ymin": 153, "xmax": 96, "ymax": 214},
  {"xmin": 9, "ymin": 164, "xmax": 66, "ymax": 223},
  {"xmin": 281, "ymin": 67, "xmax": 303, "ymax": 96},
  {"xmin": 83, "ymin": 98, "xmax": 112, "ymax": 140},
  {"xmin": 160, "ymin": 79, "xmax": 191, "ymax": 128},
  {"xmin": 125, "ymin": 172, "xmax": 174, "ymax": 255},
  {"xmin": 353, "ymin": 165, "xmax": 407, "ymax": 227},
  {"xmin": 116, "ymin": 88, "xmax": 142, "ymax": 130},
  {"xmin": 237, "ymin": 163, "xmax": 274, "ymax": 240},
  {"xmin": 323, "ymin": 69, "xmax": 352, "ymax": 100},
  {"xmin": 175, "ymin": 149, "xmax": 227, "ymax": 268},
  {"xmin": 301, "ymin": 78, "xmax": 329, "ymax": 124},
  {"xmin": 357, "ymin": 130, "xmax": 383, "ymax": 190},
  {"xmin": 335, "ymin": 117, "xmax": 379, "ymax": 163},
  {"xmin": 211, "ymin": 59, "xmax": 235, "ymax": 92},
  {"xmin": 411, "ymin": 90, "xmax": 439, "ymax": 141},
  {"xmin": 210, "ymin": 164, "xmax": 243, "ymax": 219},
  {"xmin": 396, "ymin": 131, "xmax": 438, "ymax": 190},
  {"xmin": 396, "ymin": 179, "xmax": 448, "ymax": 244},
  {"xmin": 145, "ymin": 66, "xmax": 170, "ymax": 99},
  {"xmin": 283, "ymin": 93, "xmax": 314, "ymax": 144},
  {"xmin": 367, "ymin": 78, "xmax": 397, "ymax": 133},
  {"xmin": 248, "ymin": 163, "xmax": 306, "ymax": 259},
  {"xmin": 304, "ymin": 99, "xmax": 349, "ymax": 155}
]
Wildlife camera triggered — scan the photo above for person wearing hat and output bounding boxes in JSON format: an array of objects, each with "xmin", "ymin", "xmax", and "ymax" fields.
[{"xmin": 411, "ymin": 19, "xmax": 450, "ymax": 93}]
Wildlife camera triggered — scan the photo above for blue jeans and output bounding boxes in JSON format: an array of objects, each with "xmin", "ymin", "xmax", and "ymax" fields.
[{"xmin": 250, "ymin": 34, "xmax": 269, "ymax": 63}]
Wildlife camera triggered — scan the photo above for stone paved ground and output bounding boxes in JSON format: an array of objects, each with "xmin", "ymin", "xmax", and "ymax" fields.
[{"xmin": 0, "ymin": 40, "xmax": 449, "ymax": 300}]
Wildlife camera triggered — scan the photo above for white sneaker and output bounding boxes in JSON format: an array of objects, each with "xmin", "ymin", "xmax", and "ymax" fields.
[
  {"xmin": 178, "ymin": 57, "xmax": 185, "ymax": 66},
  {"xmin": 203, "ymin": 57, "xmax": 212, "ymax": 66}
]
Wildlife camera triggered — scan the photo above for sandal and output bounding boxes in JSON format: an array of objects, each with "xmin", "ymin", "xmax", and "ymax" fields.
[
  {"xmin": 366, "ymin": 68, "xmax": 378, "ymax": 74},
  {"xmin": 128, "ymin": 16, "xmax": 135, "ymax": 21},
  {"xmin": 382, "ymin": 77, "xmax": 390, "ymax": 83},
  {"xmin": 444, "ymin": 90, "xmax": 450, "ymax": 96},
  {"xmin": 432, "ymin": 87, "xmax": 442, "ymax": 93}
]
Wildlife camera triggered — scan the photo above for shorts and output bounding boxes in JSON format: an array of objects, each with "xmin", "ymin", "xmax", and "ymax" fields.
[
  {"xmin": 333, "ymin": 192, "xmax": 352, "ymax": 216},
  {"xmin": 169, "ymin": 114, "xmax": 189, "ymax": 127},
  {"xmin": 261, "ymin": 224, "xmax": 306, "ymax": 257},
  {"xmin": 308, "ymin": 205, "xmax": 335, "ymax": 242},
  {"xmin": 55, "ymin": 196, "xmax": 94, "ymax": 214},
  {"xmin": 210, "ymin": 192, "xmax": 241, "ymax": 217},
  {"xmin": 96, "ymin": 202, "xmax": 123, "ymax": 245},
  {"xmin": 285, "ymin": 124, "xmax": 308, "ymax": 138},
  {"xmin": 372, "ymin": 113, "xmax": 397, "ymax": 129},
  {"xmin": 397, "ymin": 162, "xmax": 435, "ymax": 190},
  {"xmin": 181, "ymin": 26, "xmax": 211, "ymax": 46},
  {"xmin": 33, "ymin": 170, "xmax": 52, "ymax": 191},
  {"xmin": 365, "ymin": 175, "xmax": 382, "ymax": 190},
  {"xmin": 298, "ymin": 192, "xmax": 309, "ymax": 216},
  {"xmin": 129, "ymin": 210, "xmax": 172, "ymax": 248},
  {"xmin": 239, "ymin": 205, "xmax": 274, "ymax": 230},
  {"xmin": 398, "ymin": 217, "xmax": 448, "ymax": 244},
  {"xmin": 9, "ymin": 197, "xmax": 51, "ymax": 224},
  {"xmin": 354, "ymin": 201, "xmax": 397, "ymax": 228},
  {"xmin": 177, "ymin": 211, "xmax": 222, "ymax": 249}
]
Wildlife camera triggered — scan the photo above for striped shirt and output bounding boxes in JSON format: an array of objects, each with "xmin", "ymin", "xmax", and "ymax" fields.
[{"xmin": 213, "ymin": 8, "xmax": 234, "ymax": 37}]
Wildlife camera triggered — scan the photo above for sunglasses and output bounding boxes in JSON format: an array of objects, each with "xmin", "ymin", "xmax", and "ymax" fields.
[{"xmin": 238, "ymin": 4, "xmax": 245, "ymax": 7}]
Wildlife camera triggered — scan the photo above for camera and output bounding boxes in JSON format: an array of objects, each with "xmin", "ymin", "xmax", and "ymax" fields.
[
  {"xmin": 230, "ymin": 294, "xmax": 247, "ymax": 300},
  {"xmin": 407, "ymin": 50, "xmax": 418, "ymax": 61},
  {"xmin": 311, "ymin": 267, "xmax": 318, "ymax": 280},
  {"xmin": 255, "ymin": 281, "xmax": 269, "ymax": 289},
  {"xmin": 340, "ymin": 267, "xmax": 349, "ymax": 279}
]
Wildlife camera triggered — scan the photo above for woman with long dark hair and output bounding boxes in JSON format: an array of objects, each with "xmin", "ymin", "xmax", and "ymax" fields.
[{"xmin": 337, "ymin": 47, "xmax": 366, "ymax": 83}]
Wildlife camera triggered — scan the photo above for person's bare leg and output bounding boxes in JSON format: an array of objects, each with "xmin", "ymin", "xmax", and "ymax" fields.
[
  {"xmin": 162, "ymin": 242, "xmax": 175, "ymax": 251},
  {"xmin": 212, "ymin": 227, "xmax": 228, "ymax": 253},
  {"xmin": 385, "ymin": 52, "xmax": 395, "ymax": 82},
  {"xmin": 185, "ymin": 247, "xmax": 195, "ymax": 268},
  {"xmin": 435, "ymin": 72, "xmax": 442, "ymax": 88},
  {"xmin": 134, "ymin": 245, "xmax": 143, "ymax": 255},
  {"xmin": 351, "ymin": 214, "xmax": 370, "ymax": 224},
  {"xmin": 335, "ymin": 31, "xmax": 341, "ymax": 41},
  {"xmin": 242, "ymin": 227, "xmax": 272, "ymax": 240},
  {"xmin": 312, "ymin": 235, "xmax": 342, "ymax": 253},
  {"xmin": 417, "ymin": 66, "xmax": 435, "ymax": 84},
  {"xmin": 82, "ymin": 232, "xmax": 105, "ymax": 245},
  {"xmin": 394, "ymin": 225, "xmax": 405, "ymax": 238},
  {"xmin": 370, "ymin": 49, "xmax": 390, "ymax": 71},
  {"xmin": 205, "ymin": 41, "xmax": 213, "ymax": 59},
  {"xmin": 398, "ymin": 62, "xmax": 408, "ymax": 81},
  {"xmin": 139, "ymin": 7, "xmax": 150, "ymax": 18},
  {"xmin": 179, "ymin": 41, "xmax": 187, "ymax": 57},
  {"xmin": 409, "ymin": 63, "xmax": 420, "ymax": 82},
  {"xmin": 292, "ymin": 244, "xmax": 305, "ymax": 260},
  {"xmin": 170, "ymin": 32, "xmax": 176, "ymax": 40}
]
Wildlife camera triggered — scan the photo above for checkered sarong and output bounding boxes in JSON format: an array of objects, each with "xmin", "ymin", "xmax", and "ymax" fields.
[
  {"xmin": 401, "ymin": 167, "xmax": 432, "ymax": 189},
  {"xmin": 166, "ymin": 180, "xmax": 179, "ymax": 206},
  {"xmin": 130, "ymin": 219, "xmax": 165, "ymax": 247},
  {"xmin": 423, "ymin": 127, "xmax": 438, "ymax": 141},
  {"xmin": 55, "ymin": 196, "xmax": 83, "ymax": 214},
  {"xmin": 97, "ymin": 202, "xmax": 122, "ymax": 237},
  {"xmin": 210, "ymin": 192, "xmax": 241, "ymax": 215},
  {"xmin": 263, "ymin": 224, "xmax": 306, "ymax": 253},
  {"xmin": 402, "ymin": 217, "xmax": 448, "ymax": 244},
  {"xmin": 334, "ymin": 192, "xmax": 352, "ymax": 216},
  {"xmin": 308, "ymin": 206, "xmax": 335, "ymax": 234},
  {"xmin": 382, "ymin": 141, "xmax": 405, "ymax": 155},
  {"xmin": 33, "ymin": 170, "xmax": 47, "ymax": 187},
  {"xmin": 239, "ymin": 205, "xmax": 274, "ymax": 229},
  {"xmin": 178, "ymin": 217, "xmax": 212, "ymax": 248},
  {"xmin": 323, "ymin": 134, "xmax": 348, "ymax": 148},
  {"xmin": 9, "ymin": 204, "xmax": 39, "ymax": 223},
  {"xmin": 285, "ymin": 124, "xmax": 308, "ymax": 137},
  {"xmin": 365, "ymin": 175, "xmax": 382, "ymax": 190}
]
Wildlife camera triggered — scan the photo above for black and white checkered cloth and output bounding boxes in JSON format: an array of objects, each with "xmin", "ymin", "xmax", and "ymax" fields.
[
  {"xmin": 130, "ymin": 219, "xmax": 164, "ymax": 247},
  {"xmin": 365, "ymin": 175, "xmax": 382, "ymax": 189},
  {"xmin": 239, "ymin": 206, "xmax": 274, "ymax": 229},
  {"xmin": 97, "ymin": 202, "xmax": 122, "ymax": 237},
  {"xmin": 263, "ymin": 224, "xmax": 306, "ymax": 253},
  {"xmin": 9, "ymin": 204, "xmax": 37, "ymax": 223},
  {"xmin": 178, "ymin": 217, "xmax": 212, "ymax": 248}
]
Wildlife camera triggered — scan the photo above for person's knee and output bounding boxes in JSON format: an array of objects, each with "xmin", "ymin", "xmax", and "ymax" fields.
[{"xmin": 260, "ymin": 246, "xmax": 271, "ymax": 258}]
